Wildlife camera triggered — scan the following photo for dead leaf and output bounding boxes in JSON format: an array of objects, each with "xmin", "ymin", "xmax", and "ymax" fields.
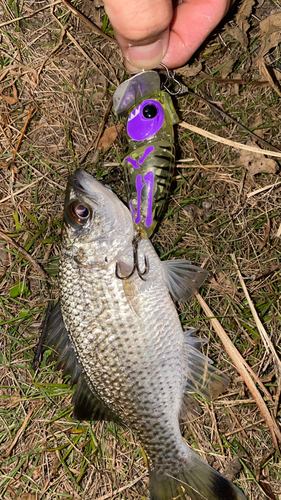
[
  {"xmin": 225, "ymin": 25, "xmax": 245, "ymax": 46},
  {"xmin": 258, "ymin": 12, "xmax": 281, "ymax": 60},
  {"xmin": 1, "ymin": 84, "xmax": 18, "ymax": 104},
  {"xmin": 252, "ymin": 112, "xmax": 270, "ymax": 139},
  {"xmin": 32, "ymin": 465, "xmax": 42, "ymax": 480},
  {"xmin": 91, "ymin": 91, "xmax": 106, "ymax": 105},
  {"xmin": 258, "ymin": 218, "xmax": 271, "ymax": 252},
  {"xmin": 0, "ymin": 159, "xmax": 9, "ymax": 169},
  {"xmin": 21, "ymin": 494, "xmax": 38, "ymax": 500},
  {"xmin": 258, "ymin": 481, "xmax": 278, "ymax": 500},
  {"xmin": 236, "ymin": 0, "xmax": 256, "ymax": 37},
  {"xmin": 182, "ymin": 204, "xmax": 203, "ymax": 221},
  {"xmin": 220, "ymin": 58, "xmax": 236, "ymax": 79},
  {"xmin": 97, "ymin": 123, "xmax": 123, "ymax": 152},
  {"xmin": 259, "ymin": 59, "xmax": 281, "ymax": 97},
  {"xmin": 238, "ymin": 141, "xmax": 279, "ymax": 175},
  {"xmin": 177, "ymin": 61, "xmax": 202, "ymax": 77},
  {"xmin": 223, "ymin": 456, "xmax": 243, "ymax": 481},
  {"xmin": 225, "ymin": 0, "xmax": 255, "ymax": 48}
]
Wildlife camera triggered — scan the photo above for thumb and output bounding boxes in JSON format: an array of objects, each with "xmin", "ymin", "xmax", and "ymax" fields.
[{"xmin": 103, "ymin": 0, "xmax": 173, "ymax": 72}]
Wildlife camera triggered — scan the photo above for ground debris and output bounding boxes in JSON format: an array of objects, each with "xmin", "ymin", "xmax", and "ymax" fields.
[{"xmin": 1, "ymin": 0, "xmax": 281, "ymax": 499}]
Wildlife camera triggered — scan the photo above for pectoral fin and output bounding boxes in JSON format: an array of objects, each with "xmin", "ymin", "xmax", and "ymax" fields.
[{"xmin": 161, "ymin": 260, "xmax": 208, "ymax": 302}]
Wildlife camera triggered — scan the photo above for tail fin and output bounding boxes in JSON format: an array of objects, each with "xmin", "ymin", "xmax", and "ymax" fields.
[{"xmin": 149, "ymin": 447, "xmax": 246, "ymax": 500}]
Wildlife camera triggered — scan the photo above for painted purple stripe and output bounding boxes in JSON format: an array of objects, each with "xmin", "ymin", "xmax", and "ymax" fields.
[
  {"xmin": 138, "ymin": 145, "xmax": 155, "ymax": 165},
  {"xmin": 143, "ymin": 171, "xmax": 154, "ymax": 228},
  {"xmin": 125, "ymin": 156, "xmax": 139, "ymax": 169},
  {"xmin": 135, "ymin": 174, "xmax": 144, "ymax": 224}
]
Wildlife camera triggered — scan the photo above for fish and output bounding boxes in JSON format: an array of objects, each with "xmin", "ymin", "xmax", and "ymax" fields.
[
  {"xmin": 44, "ymin": 168, "xmax": 247, "ymax": 500},
  {"xmin": 113, "ymin": 70, "xmax": 179, "ymax": 239}
]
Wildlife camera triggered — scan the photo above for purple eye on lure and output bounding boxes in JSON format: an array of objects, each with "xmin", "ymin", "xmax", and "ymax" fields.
[
  {"xmin": 127, "ymin": 99, "xmax": 164, "ymax": 141},
  {"xmin": 69, "ymin": 201, "xmax": 91, "ymax": 225}
]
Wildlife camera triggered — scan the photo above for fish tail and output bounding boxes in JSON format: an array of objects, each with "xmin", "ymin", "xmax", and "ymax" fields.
[{"xmin": 149, "ymin": 446, "xmax": 246, "ymax": 500}]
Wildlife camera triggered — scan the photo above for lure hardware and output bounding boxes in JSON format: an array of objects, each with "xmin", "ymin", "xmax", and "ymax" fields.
[
  {"xmin": 115, "ymin": 233, "xmax": 149, "ymax": 281},
  {"xmin": 160, "ymin": 63, "xmax": 190, "ymax": 96}
]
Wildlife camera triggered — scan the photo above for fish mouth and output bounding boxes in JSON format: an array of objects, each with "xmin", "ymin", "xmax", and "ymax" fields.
[
  {"xmin": 68, "ymin": 169, "xmax": 98, "ymax": 197},
  {"xmin": 68, "ymin": 169, "xmax": 85, "ymax": 193},
  {"xmin": 68, "ymin": 169, "xmax": 112, "ymax": 200}
]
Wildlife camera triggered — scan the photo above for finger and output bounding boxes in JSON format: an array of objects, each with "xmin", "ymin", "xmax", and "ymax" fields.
[
  {"xmin": 162, "ymin": 0, "xmax": 231, "ymax": 68},
  {"xmin": 103, "ymin": 0, "xmax": 173, "ymax": 72}
]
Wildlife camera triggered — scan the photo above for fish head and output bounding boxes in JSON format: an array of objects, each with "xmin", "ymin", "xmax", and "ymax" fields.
[{"xmin": 62, "ymin": 169, "xmax": 134, "ymax": 265}]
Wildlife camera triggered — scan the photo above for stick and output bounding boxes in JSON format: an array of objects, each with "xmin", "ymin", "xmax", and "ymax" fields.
[
  {"xmin": 179, "ymin": 121, "xmax": 281, "ymax": 158},
  {"xmin": 0, "ymin": 231, "xmax": 48, "ymax": 280},
  {"xmin": 5, "ymin": 407, "xmax": 34, "ymax": 456},
  {"xmin": 60, "ymin": 0, "xmax": 117, "ymax": 44},
  {"xmin": 231, "ymin": 253, "xmax": 281, "ymax": 379},
  {"xmin": 9, "ymin": 108, "xmax": 35, "ymax": 171},
  {"xmin": 196, "ymin": 292, "xmax": 281, "ymax": 452},
  {"xmin": 0, "ymin": 1, "xmax": 61, "ymax": 28},
  {"xmin": 0, "ymin": 176, "xmax": 45, "ymax": 204},
  {"xmin": 80, "ymin": 97, "xmax": 113, "ymax": 163}
]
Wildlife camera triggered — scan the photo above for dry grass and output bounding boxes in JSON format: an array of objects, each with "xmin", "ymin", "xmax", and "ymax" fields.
[{"xmin": 0, "ymin": 0, "xmax": 281, "ymax": 499}]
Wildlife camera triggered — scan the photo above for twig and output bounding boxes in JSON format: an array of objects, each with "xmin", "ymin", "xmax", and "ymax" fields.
[
  {"xmin": 0, "ymin": 0, "xmax": 61, "ymax": 28},
  {"xmin": 95, "ymin": 473, "xmax": 147, "ymax": 500},
  {"xmin": 224, "ymin": 418, "xmax": 265, "ymax": 437},
  {"xmin": 0, "ymin": 176, "xmax": 45, "ymax": 204},
  {"xmin": 9, "ymin": 107, "xmax": 35, "ymax": 167},
  {"xmin": 187, "ymin": 89, "xmax": 281, "ymax": 153},
  {"xmin": 231, "ymin": 253, "xmax": 281, "ymax": 379},
  {"xmin": 196, "ymin": 292, "xmax": 281, "ymax": 453},
  {"xmin": 247, "ymin": 181, "xmax": 281, "ymax": 198},
  {"xmin": 210, "ymin": 403, "xmax": 224, "ymax": 454},
  {"xmin": 0, "ymin": 231, "xmax": 48, "ymax": 280},
  {"xmin": 235, "ymin": 352, "xmax": 273, "ymax": 403},
  {"xmin": 5, "ymin": 407, "xmax": 34, "ymax": 456},
  {"xmin": 52, "ymin": 14, "xmax": 117, "ymax": 87},
  {"xmin": 80, "ymin": 97, "xmax": 113, "ymax": 163},
  {"xmin": 60, "ymin": 0, "xmax": 117, "ymax": 44},
  {"xmin": 179, "ymin": 121, "xmax": 281, "ymax": 158}
]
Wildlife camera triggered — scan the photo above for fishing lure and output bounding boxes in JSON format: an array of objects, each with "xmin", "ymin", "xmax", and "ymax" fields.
[
  {"xmin": 113, "ymin": 67, "xmax": 184, "ymax": 279},
  {"xmin": 113, "ymin": 69, "xmax": 179, "ymax": 240}
]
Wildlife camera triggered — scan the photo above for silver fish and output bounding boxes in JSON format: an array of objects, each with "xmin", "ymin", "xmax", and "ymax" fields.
[{"xmin": 45, "ymin": 169, "xmax": 247, "ymax": 500}]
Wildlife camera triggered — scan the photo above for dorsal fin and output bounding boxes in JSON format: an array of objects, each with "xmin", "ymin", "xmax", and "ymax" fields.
[
  {"xmin": 44, "ymin": 301, "xmax": 117, "ymax": 422},
  {"xmin": 161, "ymin": 260, "xmax": 209, "ymax": 302}
]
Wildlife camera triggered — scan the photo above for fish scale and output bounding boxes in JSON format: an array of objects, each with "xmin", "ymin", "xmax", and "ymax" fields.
[{"xmin": 45, "ymin": 169, "xmax": 247, "ymax": 500}]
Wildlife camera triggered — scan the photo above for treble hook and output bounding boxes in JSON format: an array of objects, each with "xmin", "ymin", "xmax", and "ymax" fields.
[
  {"xmin": 115, "ymin": 233, "xmax": 149, "ymax": 281},
  {"xmin": 159, "ymin": 63, "xmax": 189, "ymax": 96}
]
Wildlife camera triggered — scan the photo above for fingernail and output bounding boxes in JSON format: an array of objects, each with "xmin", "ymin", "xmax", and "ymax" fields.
[{"xmin": 125, "ymin": 39, "xmax": 166, "ymax": 71}]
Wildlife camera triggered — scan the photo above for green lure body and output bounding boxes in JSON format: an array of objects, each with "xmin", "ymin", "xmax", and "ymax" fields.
[{"xmin": 113, "ymin": 72, "xmax": 179, "ymax": 238}]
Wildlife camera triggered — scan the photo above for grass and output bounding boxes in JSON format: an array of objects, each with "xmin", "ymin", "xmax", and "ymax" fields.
[{"xmin": 0, "ymin": 0, "xmax": 281, "ymax": 498}]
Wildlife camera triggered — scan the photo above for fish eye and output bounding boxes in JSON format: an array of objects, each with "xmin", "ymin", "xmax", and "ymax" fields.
[
  {"xmin": 69, "ymin": 201, "xmax": 91, "ymax": 224},
  {"xmin": 142, "ymin": 104, "xmax": 158, "ymax": 119}
]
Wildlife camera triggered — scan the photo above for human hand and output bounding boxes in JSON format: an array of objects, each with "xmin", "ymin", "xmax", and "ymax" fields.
[{"xmin": 103, "ymin": 0, "xmax": 232, "ymax": 72}]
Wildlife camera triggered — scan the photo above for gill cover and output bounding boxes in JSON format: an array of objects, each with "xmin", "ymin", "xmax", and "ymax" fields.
[{"xmin": 113, "ymin": 71, "xmax": 179, "ymax": 238}]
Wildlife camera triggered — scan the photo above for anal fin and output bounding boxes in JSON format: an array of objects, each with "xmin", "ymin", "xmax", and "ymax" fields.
[{"xmin": 181, "ymin": 329, "xmax": 229, "ymax": 420}]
